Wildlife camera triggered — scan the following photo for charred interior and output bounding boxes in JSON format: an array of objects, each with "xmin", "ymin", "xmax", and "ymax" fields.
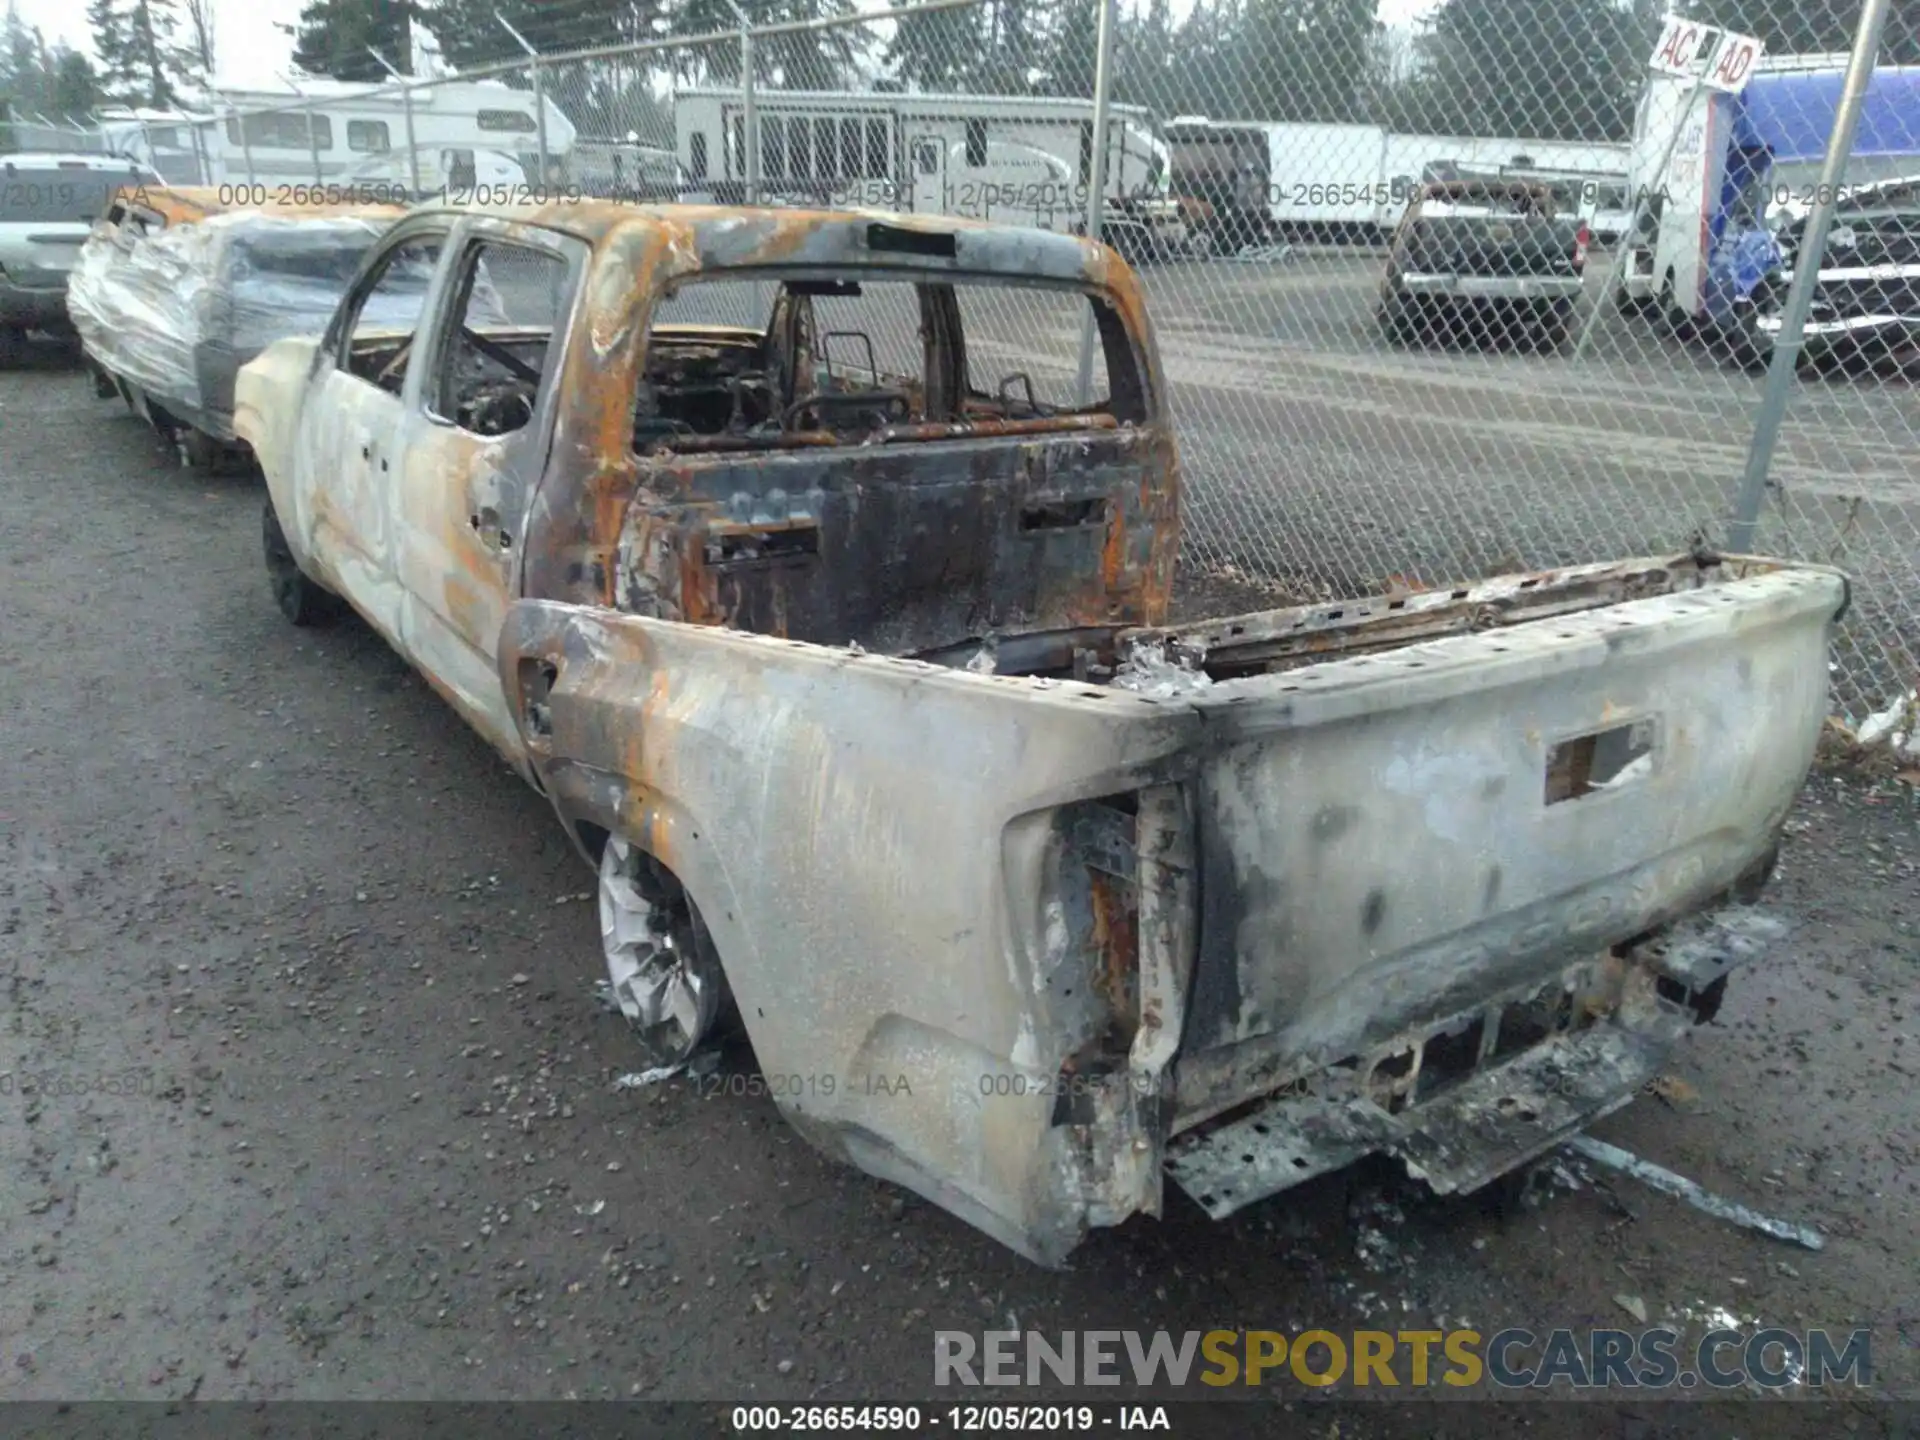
[
  {"xmin": 631, "ymin": 274, "xmax": 1147, "ymax": 454},
  {"xmin": 607, "ymin": 267, "xmax": 1177, "ymax": 658}
]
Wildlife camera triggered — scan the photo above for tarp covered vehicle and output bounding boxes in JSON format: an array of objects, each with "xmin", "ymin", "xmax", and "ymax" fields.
[
  {"xmin": 237, "ymin": 201, "xmax": 1844, "ymax": 1265},
  {"xmin": 68, "ymin": 187, "xmax": 409, "ymax": 462}
]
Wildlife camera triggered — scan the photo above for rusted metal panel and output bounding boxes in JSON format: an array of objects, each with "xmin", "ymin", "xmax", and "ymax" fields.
[
  {"xmin": 1167, "ymin": 563, "xmax": 1844, "ymax": 1131},
  {"xmin": 496, "ymin": 558, "xmax": 1843, "ymax": 1263},
  {"xmin": 497, "ymin": 597, "xmax": 1200, "ymax": 1264}
]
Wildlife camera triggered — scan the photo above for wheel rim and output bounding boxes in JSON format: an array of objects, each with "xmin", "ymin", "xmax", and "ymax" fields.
[{"xmin": 597, "ymin": 837, "xmax": 718, "ymax": 1066}]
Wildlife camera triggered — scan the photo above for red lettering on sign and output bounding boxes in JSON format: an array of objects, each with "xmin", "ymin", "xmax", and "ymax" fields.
[
  {"xmin": 1714, "ymin": 41, "xmax": 1755, "ymax": 87},
  {"xmin": 1657, "ymin": 22, "xmax": 1700, "ymax": 69}
]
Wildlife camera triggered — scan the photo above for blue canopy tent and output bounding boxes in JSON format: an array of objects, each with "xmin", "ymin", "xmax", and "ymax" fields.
[{"xmin": 1732, "ymin": 68, "xmax": 1920, "ymax": 161}]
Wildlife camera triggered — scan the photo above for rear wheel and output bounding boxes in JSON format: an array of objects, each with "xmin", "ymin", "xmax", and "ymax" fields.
[
  {"xmin": 598, "ymin": 836, "xmax": 734, "ymax": 1069},
  {"xmin": 1659, "ymin": 272, "xmax": 1694, "ymax": 340},
  {"xmin": 1535, "ymin": 299, "xmax": 1573, "ymax": 352},
  {"xmin": 262, "ymin": 501, "xmax": 345, "ymax": 626}
]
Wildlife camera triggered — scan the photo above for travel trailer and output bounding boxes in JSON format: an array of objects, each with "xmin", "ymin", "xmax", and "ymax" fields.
[
  {"xmin": 94, "ymin": 79, "xmax": 576, "ymax": 190},
  {"xmin": 671, "ymin": 88, "xmax": 1179, "ymax": 253}
]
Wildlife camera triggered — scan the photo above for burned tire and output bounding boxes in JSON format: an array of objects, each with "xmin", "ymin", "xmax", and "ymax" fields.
[
  {"xmin": 0, "ymin": 325, "xmax": 27, "ymax": 369},
  {"xmin": 262, "ymin": 501, "xmax": 345, "ymax": 627},
  {"xmin": 597, "ymin": 836, "xmax": 736, "ymax": 1068}
]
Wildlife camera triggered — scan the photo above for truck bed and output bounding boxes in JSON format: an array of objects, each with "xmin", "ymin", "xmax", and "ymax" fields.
[{"xmin": 498, "ymin": 552, "xmax": 1845, "ymax": 1263}]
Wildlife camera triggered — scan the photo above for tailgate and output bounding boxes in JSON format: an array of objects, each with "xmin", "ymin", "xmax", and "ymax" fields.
[
  {"xmin": 1410, "ymin": 215, "xmax": 1577, "ymax": 275},
  {"xmin": 1168, "ymin": 563, "xmax": 1844, "ymax": 1127}
]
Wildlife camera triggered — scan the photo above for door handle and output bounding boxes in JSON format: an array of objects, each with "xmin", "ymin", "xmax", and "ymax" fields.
[{"xmin": 469, "ymin": 511, "xmax": 512, "ymax": 553}]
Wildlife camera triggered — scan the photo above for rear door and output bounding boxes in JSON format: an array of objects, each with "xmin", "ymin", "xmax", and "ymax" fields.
[
  {"xmin": 296, "ymin": 224, "xmax": 453, "ymax": 647},
  {"xmin": 910, "ymin": 134, "xmax": 947, "ymax": 215},
  {"xmin": 391, "ymin": 220, "xmax": 585, "ymax": 761}
]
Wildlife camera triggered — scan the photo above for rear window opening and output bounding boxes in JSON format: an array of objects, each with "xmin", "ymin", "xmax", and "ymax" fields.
[{"xmin": 632, "ymin": 273, "xmax": 1145, "ymax": 456}]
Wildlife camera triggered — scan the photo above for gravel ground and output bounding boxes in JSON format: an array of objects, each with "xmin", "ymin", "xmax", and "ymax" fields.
[{"xmin": 2, "ymin": 350, "xmax": 1917, "ymax": 1434}]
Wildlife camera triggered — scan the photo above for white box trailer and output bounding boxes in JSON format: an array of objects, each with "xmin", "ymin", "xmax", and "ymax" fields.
[
  {"xmin": 671, "ymin": 88, "xmax": 1172, "ymax": 246},
  {"xmin": 95, "ymin": 79, "xmax": 577, "ymax": 191},
  {"xmin": 1166, "ymin": 116, "xmax": 1628, "ymax": 243}
]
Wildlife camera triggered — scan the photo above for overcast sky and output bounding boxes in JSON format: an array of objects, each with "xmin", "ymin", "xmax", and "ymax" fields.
[
  {"xmin": 13, "ymin": 0, "xmax": 1438, "ymax": 93},
  {"xmin": 15, "ymin": 0, "xmax": 305, "ymax": 87}
]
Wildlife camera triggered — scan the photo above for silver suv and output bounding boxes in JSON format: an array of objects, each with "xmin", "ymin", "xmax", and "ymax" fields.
[{"xmin": 2, "ymin": 152, "xmax": 161, "ymax": 363}]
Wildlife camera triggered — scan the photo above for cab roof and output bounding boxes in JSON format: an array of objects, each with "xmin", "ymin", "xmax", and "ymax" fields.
[{"xmin": 402, "ymin": 201, "xmax": 1117, "ymax": 286}]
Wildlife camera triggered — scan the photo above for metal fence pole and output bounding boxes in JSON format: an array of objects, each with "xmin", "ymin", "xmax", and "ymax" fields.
[
  {"xmin": 236, "ymin": 109, "xmax": 256, "ymax": 186},
  {"xmin": 1727, "ymin": 0, "xmax": 1893, "ymax": 552},
  {"xmin": 1073, "ymin": 0, "xmax": 1118, "ymax": 402},
  {"xmin": 305, "ymin": 102, "xmax": 323, "ymax": 185},
  {"xmin": 497, "ymin": 13, "xmax": 550, "ymax": 187},
  {"xmin": 401, "ymin": 84, "xmax": 423, "ymax": 195},
  {"xmin": 741, "ymin": 25, "xmax": 758, "ymax": 204}
]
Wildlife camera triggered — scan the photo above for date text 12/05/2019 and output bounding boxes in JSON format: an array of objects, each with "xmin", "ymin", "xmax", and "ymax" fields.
[{"xmin": 729, "ymin": 1405, "xmax": 1171, "ymax": 1431}]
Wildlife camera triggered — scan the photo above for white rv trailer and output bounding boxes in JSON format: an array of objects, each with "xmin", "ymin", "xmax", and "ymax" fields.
[
  {"xmin": 671, "ymin": 88, "xmax": 1171, "ymax": 245},
  {"xmin": 94, "ymin": 79, "xmax": 576, "ymax": 191}
]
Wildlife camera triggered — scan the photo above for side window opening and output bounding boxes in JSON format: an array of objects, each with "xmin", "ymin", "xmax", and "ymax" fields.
[
  {"xmin": 966, "ymin": 118, "xmax": 988, "ymax": 169},
  {"xmin": 632, "ymin": 275, "xmax": 1145, "ymax": 456},
  {"xmin": 430, "ymin": 240, "xmax": 571, "ymax": 438},
  {"xmin": 341, "ymin": 235, "xmax": 446, "ymax": 392},
  {"xmin": 689, "ymin": 132, "xmax": 708, "ymax": 181}
]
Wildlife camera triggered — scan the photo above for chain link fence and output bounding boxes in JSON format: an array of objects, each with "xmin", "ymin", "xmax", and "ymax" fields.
[{"xmin": 28, "ymin": 0, "xmax": 1918, "ymax": 725}]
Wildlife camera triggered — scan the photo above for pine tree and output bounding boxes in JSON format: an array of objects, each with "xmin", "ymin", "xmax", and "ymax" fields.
[
  {"xmin": 125, "ymin": 0, "xmax": 182, "ymax": 107},
  {"xmin": 292, "ymin": 0, "xmax": 419, "ymax": 81},
  {"xmin": 87, "ymin": 0, "xmax": 135, "ymax": 101}
]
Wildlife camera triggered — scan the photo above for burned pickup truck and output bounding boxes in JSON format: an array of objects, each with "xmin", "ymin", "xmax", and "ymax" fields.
[{"xmin": 238, "ymin": 202, "xmax": 1845, "ymax": 1265}]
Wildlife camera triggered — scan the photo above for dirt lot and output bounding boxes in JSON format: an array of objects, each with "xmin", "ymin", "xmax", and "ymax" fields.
[{"xmin": 1, "ymin": 351, "xmax": 1916, "ymax": 1433}]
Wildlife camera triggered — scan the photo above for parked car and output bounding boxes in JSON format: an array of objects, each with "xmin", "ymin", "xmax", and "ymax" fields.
[
  {"xmin": 1377, "ymin": 179, "xmax": 1590, "ymax": 352},
  {"xmin": 237, "ymin": 200, "xmax": 1842, "ymax": 1266},
  {"xmin": 67, "ymin": 185, "xmax": 409, "ymax": 465},
  {"xmin": 1723, "ymin": 174, "xmax": 1920, "ymax": 371},
  {"xmin": 0, "ymin": 152, "xmax": 161, "ymax": 364}
]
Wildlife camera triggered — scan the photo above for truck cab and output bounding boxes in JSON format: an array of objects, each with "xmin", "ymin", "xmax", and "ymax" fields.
[{"xmin": 1622, "ymin": 60, "xmax": 1920, "ymax": 364}]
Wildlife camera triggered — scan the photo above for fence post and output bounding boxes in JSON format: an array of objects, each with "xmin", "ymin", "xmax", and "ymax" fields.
[
  {"xmin": 1727, "ymin": 0, "xmax": 1892, "ymax": 552},
  {"xmin": 1073, "ymin": 0, "xmax": 1119, "ymax": 402},
  {"xmin": 236, "ymin": 109, "xmax": 256, "ymax": 187},
  {"xmin": 741, "ymin": 24, "xmax": 758, "ymax": 204},
  {"xmin": 496, "ymin": 12, "xmax": 550, "ymax": 187},
  {"xmin": 305, "ymin": 101, "xmax": 324, "ymax": 185},
  {"xmin": 401, "ymin": 84, "xmax": 423, "ymax": 195},
  {"xmin": 366, "ymin": 47, "xmax": 422, "ymax": 196}
]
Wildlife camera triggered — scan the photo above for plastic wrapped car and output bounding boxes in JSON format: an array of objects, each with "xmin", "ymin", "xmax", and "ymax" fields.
[{"xmin": 68, "ymin": 189, "xmax": 423, "ymax": 462}]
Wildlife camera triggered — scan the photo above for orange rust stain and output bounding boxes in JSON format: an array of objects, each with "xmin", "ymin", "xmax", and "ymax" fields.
[{"xmin": 1088, "ymin": 873, "xmax": 1140, "ymax": 1031}]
